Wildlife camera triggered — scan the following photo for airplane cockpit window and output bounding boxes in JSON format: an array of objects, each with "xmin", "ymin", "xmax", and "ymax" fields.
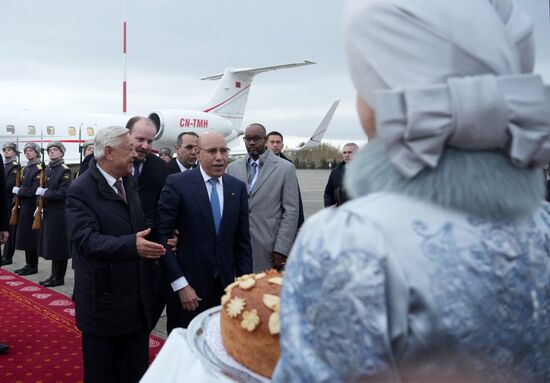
[
  {"xmin": 86, "ymin": 127, "xmax": 94, "ymax": 136},
  {"xmin": 47, "ymin": 126, "xmax": 55, "ymax": 135},
  {"xmin": 68, "ymin": 127, "xmax": 76, "ymax": 136},
  {"xmin": 6, "ymin": 125, "xmax": 15, "ymax": 134},
  {"xmin": 27, "ymin": 125, "xmax": 36, "ymax": 135}
]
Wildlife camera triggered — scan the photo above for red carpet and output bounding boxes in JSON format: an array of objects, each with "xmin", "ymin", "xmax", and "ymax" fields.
[{"xmin": 0, "ymin": 268, "xmax": 164, "ymax": 382}]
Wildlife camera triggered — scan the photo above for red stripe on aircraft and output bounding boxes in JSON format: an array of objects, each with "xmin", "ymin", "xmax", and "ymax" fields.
[{"xmin": 202, "ymin": 85, "xmax": 250, "ymax": 113}]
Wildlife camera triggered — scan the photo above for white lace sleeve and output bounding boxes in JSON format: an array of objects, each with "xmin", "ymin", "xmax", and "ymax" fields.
[{"xmin": 272, "ymin": 207, "xmax": 401, "ymax": 382}]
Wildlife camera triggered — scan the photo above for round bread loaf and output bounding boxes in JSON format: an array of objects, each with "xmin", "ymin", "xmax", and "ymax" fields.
[{"xmin": 220, "ymin": 269, "xmax": 283, "ymax": 378}]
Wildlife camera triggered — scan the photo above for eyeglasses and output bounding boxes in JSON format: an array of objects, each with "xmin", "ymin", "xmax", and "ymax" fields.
[
  {"xmin": 199, "ymin": 147, "xmax": 230, "ymax": 156},
  {"xmin": 243, "ymin": 136, "xmax": 265, "ymax": 143},
  {"xmin": 179, "ymin": 144, "xmax": 198, "ymax": 151}
]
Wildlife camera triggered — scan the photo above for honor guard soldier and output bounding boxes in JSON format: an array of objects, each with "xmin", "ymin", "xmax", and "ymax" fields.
[
  {"xmin": 1, "ymin": 142, "xmax": 19, "ymax": 265},
  {"xmin": 77, "ymin": 140, "xmax": 94, "ymax": 177},
  {"xmin": 37, "ymin": 141, "xmax": 72, "ymax": 287},
  {"xmin": 13, "ymin": 142, "xmax": 42, "ymax": 275},
  {"xmin": 158, "ymin": 147, "xmax": 173, "ymax": 163}
]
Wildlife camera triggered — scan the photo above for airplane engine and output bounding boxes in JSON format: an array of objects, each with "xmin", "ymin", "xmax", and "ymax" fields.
[{"xmin": 148, "ymin": 110, "xmax": 234, "ymax": 145}]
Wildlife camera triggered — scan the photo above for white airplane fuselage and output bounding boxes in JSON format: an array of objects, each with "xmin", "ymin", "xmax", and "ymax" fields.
[
  {"xmin": 0, "ymin": 109, "xmax": 239, "ymax": 165},
  {"xmin": 0, "ymin": 60, "xmax": 315, "ymax": 165}
]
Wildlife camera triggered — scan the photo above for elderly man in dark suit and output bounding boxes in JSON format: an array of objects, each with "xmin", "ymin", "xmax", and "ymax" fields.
[
  {"xmin": 66, "ymin": 126, "xmax": 165, "ymax": 383},
  {"xmin": 156, "ymin": 131, "xmax": 252, "ymax": 332}
]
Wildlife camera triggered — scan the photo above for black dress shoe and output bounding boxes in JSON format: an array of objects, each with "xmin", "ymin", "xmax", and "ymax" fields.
[
  {"xmin": 39, "ymin": 275, "xmax": 54, "ymax": 285},
  {"xmin": 14, "ymin": 265, "xmax": 29, "ymax": 274},
  {"xmin": 42, "ymin": 278, "xmax": 64, "ymax": 288},
  {"xmin": 0, "ymin": 344, "xmax": 9, "ymax": 354},
  {"xmin": 1, "ymin": 257, "xmax": 12, "ymax": 266},
  {"xmin": 18, "ymin": 267, "xmax": 38, "ymax": 276}
]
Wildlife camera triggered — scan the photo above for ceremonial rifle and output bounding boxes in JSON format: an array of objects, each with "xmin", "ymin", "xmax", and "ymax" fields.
[
  {"xmin": 9, "ymin": 138, "xmax": 21, "ymax": 225},
  {"xmin": 32, "ymin": 132, "xmax": 46, "ymax": 230},
  {"xmin": 78, "ymin": 124, "xmax": 83, "ymax": 165}
]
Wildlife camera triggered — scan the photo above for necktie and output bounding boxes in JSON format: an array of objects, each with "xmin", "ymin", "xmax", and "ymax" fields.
[
  {"xmin": 114, "ymin": 179, "xmax": 127, "ymax": 204},
  {"xmin": 208, "ymin": 178, "xmax": 221, "ymax": 234},
  {"xmin": 248, "ymin": 162, "xmax": 258, "ymax": 192},
  {"xmin": 133, "ymin": 161, "xmax": 141, "ymax": 179}
]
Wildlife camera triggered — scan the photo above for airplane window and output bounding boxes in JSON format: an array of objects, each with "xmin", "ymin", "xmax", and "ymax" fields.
[
  {"xmin": 47, "ymin": 126, "xmax": 55, "ymax": 135},
  {"xmin": 87, "ymin": 127, "xmax": 94, "ymax": 136},
  {"xmin": 68, "ymin": 127, "xmax": 76, "ymax": 136},
  {"xmin": 27, "ymin": 125, "xmax": 36, "ymax": 135},
  {"xmin": 6, "ymin": 125, "xmax": 15, "ymax": 134}
]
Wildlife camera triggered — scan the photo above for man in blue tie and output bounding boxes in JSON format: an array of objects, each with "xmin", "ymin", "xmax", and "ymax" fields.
[
  {"xmin": 227, "ymin": 123, "xmax": 299, "ymax": 272},
  {"xmin": 155, "ymin": 132, "xmax": 252, "ymax": 331}
]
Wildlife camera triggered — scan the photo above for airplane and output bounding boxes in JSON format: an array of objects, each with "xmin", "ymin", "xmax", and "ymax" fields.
[
  {"xmin": 227, "ymin": 100, "xmax": 340, "ymax": 157},
  {"xmin": 0, "ymin": 60, "xmax": 315, "ymax": 166}
]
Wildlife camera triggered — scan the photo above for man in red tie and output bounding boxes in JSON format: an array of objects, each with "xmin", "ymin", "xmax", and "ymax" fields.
[{"xmin": 66, "ymin": 126, "xmax": 165, "ymax": 382}]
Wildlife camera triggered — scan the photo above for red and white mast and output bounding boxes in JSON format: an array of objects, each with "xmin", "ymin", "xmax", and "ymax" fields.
[{"xmin": 122, "ymin": 0, "xmax": 127, "ymax": 113}]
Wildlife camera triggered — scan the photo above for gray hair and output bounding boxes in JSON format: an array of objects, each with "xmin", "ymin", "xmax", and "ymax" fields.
[
  {"xmin": 94, "ymin": 126, "xmax": 129, "ymax": 160},
  {"xmin": 343, "ymin": 143, "xmax": 359, "ymax": 151}
]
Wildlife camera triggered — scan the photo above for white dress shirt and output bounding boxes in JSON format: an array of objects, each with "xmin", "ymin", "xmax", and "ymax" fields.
[
  {"xmin": 97, "ymin": 164, "xmax": 124, "ymax": 195},
  {"xmin": 176, "ymin": 159, "xmax": 193, "ymax": 172}
]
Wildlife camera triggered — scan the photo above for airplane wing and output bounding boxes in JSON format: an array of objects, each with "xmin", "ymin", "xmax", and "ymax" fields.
[{"xmin": 294, "ymin": 100, "xmax": 339, "ymax": 151}]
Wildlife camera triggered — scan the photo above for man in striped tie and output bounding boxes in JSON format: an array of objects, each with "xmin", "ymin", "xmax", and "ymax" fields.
[{"xmin": 155, "ymin": 132, "xmax": 252, "ymax": 332}]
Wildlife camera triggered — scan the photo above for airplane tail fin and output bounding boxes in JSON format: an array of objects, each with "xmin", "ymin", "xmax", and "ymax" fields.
[
  {"xmin": 297, "ymin": 100, "xmax": 339, "ymax": 150},
  {"xmin": 201, "ymin": 60, "xmax": 315, "ymax": 129}
]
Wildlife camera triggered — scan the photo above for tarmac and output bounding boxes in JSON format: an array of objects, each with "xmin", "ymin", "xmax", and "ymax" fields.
[{"xmin": 1, "ymin": 169, "xmax": 331, "ymax": 340}]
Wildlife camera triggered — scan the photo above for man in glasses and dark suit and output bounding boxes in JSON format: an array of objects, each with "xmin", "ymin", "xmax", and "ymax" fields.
[{"xmin": 167, "ymin": 132, "xmax": 199, "ymax": 175}]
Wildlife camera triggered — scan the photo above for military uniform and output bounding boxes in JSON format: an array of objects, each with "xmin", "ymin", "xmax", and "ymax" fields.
[
  {"xmin": 1, "ymin": 159, "xmax": 19, "ymax": 264},
  {"xmin": 38, "ymin": 162, "xmax": 72, "ymax": 286},
  {"xmin": 14, "ymin": 161, "xmax": 41, "ymax": 273}
]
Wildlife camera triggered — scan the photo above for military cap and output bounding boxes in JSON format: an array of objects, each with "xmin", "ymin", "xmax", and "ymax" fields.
[
  {"xmin": 159, "ymin": 147, "xmax": 173, "ymax": 157},
  {"xmin": 46, "ymin": 141, "xmax": 66, "ymax": 155},
  {"xmin": 82, "ymin": 140, "xmax": 94, "ymax": 151},
  {"xmin": 23, "ymin": 142, "xmax": 41, "ymax": 155},
  {"xmin": 2, "ymin": 142, "xmax": 19, "ymax": 153}
]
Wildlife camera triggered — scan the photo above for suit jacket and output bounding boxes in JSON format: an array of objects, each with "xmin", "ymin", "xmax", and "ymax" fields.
[
  {"xmin": 66, "ymin": 159, "xmax": 154, "ymax": 336},
  {"xmin": 135, "ymin": 153, "xmax": 169, "ymax": 227},
  {"xmin": 155, "ymin": 168, "xmax": 252, "ymax": 298},
  {"xmin": 324, "ymin": 161, "xmax": 348, "ymax": 207},
  {"xmin": 276, "ymin": 152, "xmax": 305, "ymax": 229},
  {"xmin": 167, "ymin": 158, "xmax": 197, "ymax": 175},
  {"xmin": 227, "ymin": 150, "xmax": 299, "ymax": 272}
]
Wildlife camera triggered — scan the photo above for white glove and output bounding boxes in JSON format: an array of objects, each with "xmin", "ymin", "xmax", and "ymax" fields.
[
  {"xmin": 35, "ymin": 187, "xmax": 47, "ymax": 196},
  {"xmin": 12, "ymin": 186, "xmax": 20, "ymax": 195}
]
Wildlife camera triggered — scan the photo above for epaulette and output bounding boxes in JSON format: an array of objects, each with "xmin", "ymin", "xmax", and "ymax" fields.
[
  {"xmin": 37, "ymin": 164, "xmax": 42, "ymax": 170},
  {"xmin": 62, "ymin": 164, "xmax": 70, "ymax": 170}
]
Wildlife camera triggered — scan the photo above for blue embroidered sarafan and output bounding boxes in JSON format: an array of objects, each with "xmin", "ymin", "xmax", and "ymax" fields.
[{"xmin": 273, "ymin": 194, "xmax": 550, "ymax": 383}]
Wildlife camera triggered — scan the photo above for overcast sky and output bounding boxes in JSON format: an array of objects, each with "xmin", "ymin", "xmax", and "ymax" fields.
[{"xmin": 0, "ymin": 0, "xmax": 548, "ymax": 142}]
